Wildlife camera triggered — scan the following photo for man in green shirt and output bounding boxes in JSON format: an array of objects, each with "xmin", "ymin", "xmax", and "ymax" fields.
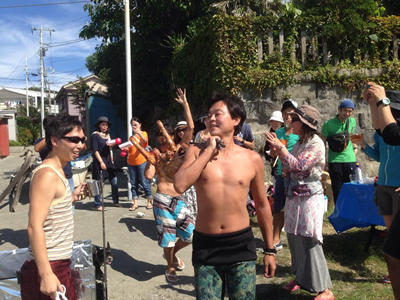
[{"xmin": 321, "ymin": 99, "xmax": 357, "ymax": 203}]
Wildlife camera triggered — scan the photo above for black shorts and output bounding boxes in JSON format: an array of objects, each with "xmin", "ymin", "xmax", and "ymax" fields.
[
  {"xmin": 192, "ymin": 227, "xmax": 257, "ymax": 266},
  {"xmin": 383, "ymin": 211, "xmax": 400, "ymax": 259}
]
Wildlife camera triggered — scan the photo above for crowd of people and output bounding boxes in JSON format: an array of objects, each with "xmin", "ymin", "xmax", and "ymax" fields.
[{"xmin": 22, "ymin": 82, "xmax": 400, "ymax": 300}]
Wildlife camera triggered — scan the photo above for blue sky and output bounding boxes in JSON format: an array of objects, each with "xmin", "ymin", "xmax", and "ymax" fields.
[{"xmin": 0, "ymin": 0, "xmax": 99, "ymax": 91}]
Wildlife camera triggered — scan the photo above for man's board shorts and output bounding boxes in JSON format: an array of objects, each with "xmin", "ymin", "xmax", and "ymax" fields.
[
  {"xmin": 153, "ymin": 193, "xmax": 194, "ymax": 248},
  {"xmin": 192, "ymin": 227, "xmax": 257, "ymax": 299}
]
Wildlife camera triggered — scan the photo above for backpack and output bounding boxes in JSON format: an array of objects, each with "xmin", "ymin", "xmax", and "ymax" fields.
[{"xmin": 327, "ymin": 119, "xmax": 350, "ymax": 152}]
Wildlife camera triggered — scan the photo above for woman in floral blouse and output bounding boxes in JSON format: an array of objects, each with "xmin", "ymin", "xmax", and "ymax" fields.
[{"xmin": 265, "ymin": 105, "xmax": 334, "ymax": 300}]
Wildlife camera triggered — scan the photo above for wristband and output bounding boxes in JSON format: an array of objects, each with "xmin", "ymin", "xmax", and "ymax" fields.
[{"xmin": 263, "ymin": 247, "xmax": 277, "ymax": 256}]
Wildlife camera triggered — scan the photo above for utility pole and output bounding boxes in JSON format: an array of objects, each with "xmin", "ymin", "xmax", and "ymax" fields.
[
  {"xmin": 32, "ymin": 26, "xmax": 54, "ymax": 137},
  {"xmin": 25, "ymin": 56, "xmax": 29, "ymax": 117},
  {"xmin": 124, "ymin": 0, "xmax": 132, "ymax": 139}
]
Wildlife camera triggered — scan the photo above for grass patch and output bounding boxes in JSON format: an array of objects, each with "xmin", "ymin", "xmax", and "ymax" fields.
[{"xmin": 252, "ymin": 214, "xmax": 393, "ymax": 299}]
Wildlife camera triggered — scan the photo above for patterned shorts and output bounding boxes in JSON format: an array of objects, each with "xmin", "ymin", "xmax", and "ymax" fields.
[
  {"xmin": 153, "ymin": 193, "xmax": 195, "ymax": 248},
  {"xmin": 194, "ymin": 261, "xmax": 256, "ymax": 300}
]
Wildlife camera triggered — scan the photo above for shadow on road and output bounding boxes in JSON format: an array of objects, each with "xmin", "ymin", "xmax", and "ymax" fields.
[
  {"xmin": 0, "ymin": 228, "xmax": 29, "ymax": 248},
  {"xmin": 119, "ymin": 217, "xmax": 157, "ymax": 241},
  {"xmin": 110, "ymin": 247, "xmax": 165, "ymax": 281}
]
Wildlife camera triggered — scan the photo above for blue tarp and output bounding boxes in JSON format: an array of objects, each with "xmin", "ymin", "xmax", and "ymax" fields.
[{"xmin": 328, "ymin": 183, "xmax": 385, "ymax": 233}]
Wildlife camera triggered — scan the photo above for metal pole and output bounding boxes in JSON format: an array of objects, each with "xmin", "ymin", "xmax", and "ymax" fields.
[
  {"xmin": 124, "ymin": 0, "xmax": 132, "ymax": 139},
  {"xmin": 99, "ymin": 173, "xmax": 108, "ymax": 300},
  {"xmin": 25, "ymin": 56, "xmax": 29, "ymax": 117},
  {"xmin": 40, "ymin": 26, "xmax": 45, "ymax": 137}
]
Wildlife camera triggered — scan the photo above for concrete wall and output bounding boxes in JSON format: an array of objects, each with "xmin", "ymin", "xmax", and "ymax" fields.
[{"xmin": 240, "ymin": 83, "xmax": 380, "ymax": 180}]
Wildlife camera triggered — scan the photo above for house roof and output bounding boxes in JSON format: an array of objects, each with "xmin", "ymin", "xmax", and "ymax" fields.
[
  {"xmin": 55, "ymin": 74, "xmax": 108, "ymax": 102},
  {"xmin": 0, "ymin": 88, "xmax": 26, "ymax": 101}
]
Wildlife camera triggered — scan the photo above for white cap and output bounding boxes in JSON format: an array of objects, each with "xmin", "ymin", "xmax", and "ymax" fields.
[
  {"xmin": 269, "ymin": 111, "xmax": 284, "ymax": 123},
  {"xmin": 175, "ymin": 121, "xmax": 187, "ymax": 130}
]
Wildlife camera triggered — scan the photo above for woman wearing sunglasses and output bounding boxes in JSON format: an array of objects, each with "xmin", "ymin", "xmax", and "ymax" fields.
[
  {"xmin": 91, "ymin": 116, "xmax": 119, "ymax": 210},
  {"xmin": 265, "ymin": 105, "xmax": 334, "ymax": 300}
]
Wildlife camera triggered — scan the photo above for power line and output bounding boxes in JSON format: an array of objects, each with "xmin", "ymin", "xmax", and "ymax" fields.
[
  {"xmin": 0, "ymin": 1, "xmax": 88, "ymax": 9},
  {"xmin": 47, "ymin": 39, "xmax": 87, "ymax": 47}
]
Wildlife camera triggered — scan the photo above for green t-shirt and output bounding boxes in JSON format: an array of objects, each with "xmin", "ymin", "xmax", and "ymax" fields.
[
  {"xmin": 275, "ymin": 127, "xmax": 299, "ymax": 175},
  {"xmin": 321, "ymin": 116, "xmax": 356, "ymax": 163}
]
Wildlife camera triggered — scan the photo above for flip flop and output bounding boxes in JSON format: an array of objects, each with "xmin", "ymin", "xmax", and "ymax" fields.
[
  {"xmin": 284, "ymin": 280, "xmax": 300, "ymax": 292},
  {"xmin": 162, "ymin": 254, "xmax": 185, "ymax": 271},
  {"xmin": 129, "ymin": 204, "xmax": 139, "ymax": 211},
  {"xmin": 175, "ymin": 257, "xmax": 185, "ymax": 271},
  {"xmin": 146, "ymin": 203, "xmax": 153, "ymax": 209},
  {"xmin": 165, "ymin": 269, "xmax": 178, "ymax": 283}
]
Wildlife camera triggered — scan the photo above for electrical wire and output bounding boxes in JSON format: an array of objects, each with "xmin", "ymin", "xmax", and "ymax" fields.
[{"xmin": 0, "ymin": 1, "xmax": 88, "ymax": 9}]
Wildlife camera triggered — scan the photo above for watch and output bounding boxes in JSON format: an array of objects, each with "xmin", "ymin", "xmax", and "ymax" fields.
[
  {"xmin": 263, "ymin": 247, "xmax": 277, "ymax": 256},
  {"xmin": 376, "ymin": 97, "xmax": 390, "ymax": 108}
]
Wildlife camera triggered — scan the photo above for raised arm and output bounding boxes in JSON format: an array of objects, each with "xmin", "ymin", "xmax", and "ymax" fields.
[
  {"xmin": 174, "ymin": 137, "xmax": 219, "ymax": 194},
  {"xmin": 174, "ymin": 88, "xmax": 194, "ymax": 145}
]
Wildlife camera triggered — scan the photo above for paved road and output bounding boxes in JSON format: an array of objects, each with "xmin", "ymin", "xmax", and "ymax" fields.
[{"xmin": 0, "ymin": 148, "xmax": 195, "ymax": 299}]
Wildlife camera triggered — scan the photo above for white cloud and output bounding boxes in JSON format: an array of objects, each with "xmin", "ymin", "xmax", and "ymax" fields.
[{"xmin": 0, "ymin": 3, "xmax": 99, "ymax": 91}]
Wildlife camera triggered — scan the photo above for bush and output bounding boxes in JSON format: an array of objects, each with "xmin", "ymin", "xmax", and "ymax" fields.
[{"xmin": 9, "ymin": 140, "xmax": 23, "ymax": 146}]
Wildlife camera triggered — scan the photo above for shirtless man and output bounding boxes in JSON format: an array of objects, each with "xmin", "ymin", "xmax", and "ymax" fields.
[
  {"xmin": 143, "ymin": 88, "xmax": 195, "ymax": 283},
  {"xmin": 174, "ymin": 93, "xmax": 276, "ymax": 299}
]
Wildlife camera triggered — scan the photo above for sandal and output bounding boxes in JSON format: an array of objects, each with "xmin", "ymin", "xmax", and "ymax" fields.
[
  {"xmin": 162, "ymin": 254, "xmax": 185, "ymax": 271},
  {"xmin": 175, "ymin": 257, "xmax": 185, "ymax": 271},
  {"xmin": 165, "ymin": 269, "xmax": 178, "ymax": 283},
  {"xmin": 381, "ymin": 275, "xmax": 391, "ymax": 284},
  {"xmin": 95, "ymin": 206, "xmax": 107, "ymax": 211},
  {"xmin": 284, "ymin": 280, "xmax": 300, "ymax": 292},
  {"xmin": 146, "ymin": 201, "xmax": 153, "ymax": 209},
  {"xmin": 129, "ymin": 201, "xmax": 139, "ymax": 211}
]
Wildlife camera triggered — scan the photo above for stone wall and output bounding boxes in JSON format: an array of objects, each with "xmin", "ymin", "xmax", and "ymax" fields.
[{"xmin": 240, "ymin": 83, "xmax": 380, "ymax": 181}]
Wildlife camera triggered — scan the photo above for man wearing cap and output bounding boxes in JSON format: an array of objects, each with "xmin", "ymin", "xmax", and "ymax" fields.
[
  {"xmin": 270, "ymin": 99, "xmax": 299, "ymax": 250},
  {"xmin": 322, "ymin": 99, "xmax": 357, "ymax": 204},
  {"xmin": 363, "ymin": 83, "xmax": 400, "ymax": 300}
]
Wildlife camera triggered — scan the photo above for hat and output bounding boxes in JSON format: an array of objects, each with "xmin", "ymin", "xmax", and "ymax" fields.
[
  {"xmin": 339, "ymin": 99, "xmax": 355, "ymax": 110},
  {"xmin": 290, "ymin": 105, "xmax": 320, "ymax": 130},
  {"xmin": 281, "ymin": 99, "xmax": 298, "ymax": 112},
  {"xmin": 269, "ymin": 111, "xmax": 284, "ymax": 123},
  {"xmin": 96, "ymin": 116, "xmax": 111, "ymax": 126},
  {"xmin": 174, "ymin": 120, "xmax": 187, "ymax": 130},
  {"xmin": 386, "ymin": 90, "xmax": 400, "ymax": 111}
]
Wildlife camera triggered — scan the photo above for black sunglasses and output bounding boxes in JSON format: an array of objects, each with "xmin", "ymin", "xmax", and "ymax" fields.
[
  {"xmin": 61, "ymin": 136, "xmax": 87, "ymax": 144},
  {"xmin": 291, "ymin": 115, "xmax": 300, "ymax": 122}
]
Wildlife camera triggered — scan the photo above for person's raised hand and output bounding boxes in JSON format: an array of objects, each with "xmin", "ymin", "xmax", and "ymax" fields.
[
  {"xmin": 265, "ymin": 132, "xmax": 284, "ymax": 151},
  {"xmin": 364, "ymin": 82, "xmax": 387, "ymax": 104},
  {"xmin": 174, "ymin": 88, "xmax": 187, "ymax": 105}
]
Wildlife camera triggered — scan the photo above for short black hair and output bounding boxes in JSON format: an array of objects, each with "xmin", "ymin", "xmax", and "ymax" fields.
[
  {"xmin": 44, "ymin": 114, "xmax": 82, "ymax": 151},
  {"xmin": 130, "ymin": 116, "xmax": 141, "ymax": 124},
  {"xmin": 207, "ymin": 92, "xmax": 246, "ymax": 135}
]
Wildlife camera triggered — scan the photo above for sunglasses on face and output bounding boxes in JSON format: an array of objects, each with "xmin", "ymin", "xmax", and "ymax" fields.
[
  {"xmin": 61, "ymin": 136, "xmax": 87, "ymax": 144},
  {"xmin": 291, "ymin": 115, "xmax": 300, "ymax": 122}
]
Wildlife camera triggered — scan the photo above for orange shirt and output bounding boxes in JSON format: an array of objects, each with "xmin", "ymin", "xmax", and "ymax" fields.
[{"xmin": 127, "ymin": 131, "xmax": 148, "ymax": 166}]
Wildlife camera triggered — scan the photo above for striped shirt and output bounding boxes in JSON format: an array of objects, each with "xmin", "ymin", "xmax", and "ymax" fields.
[{"xmin": 29, "ymin": 164, "xmax": 74, "ymax": 261}]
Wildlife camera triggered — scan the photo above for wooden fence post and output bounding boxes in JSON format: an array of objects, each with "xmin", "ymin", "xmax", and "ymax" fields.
[
  {"xmin": 301, "ymin": 31, "xmax": 306, "ymax": 68},
  {"xmin": 257, "ymin": 35, "xmax": 263, "ymax": 63},
  {"xmin": 323, "ymin": 39, "xmax": 328, "ymax": 64},
  {"xmin": 268, "ymin": 32, "xmax": 274, "ymax": 55},
  {"xmin": 279, "ymin": 30, "xmax": 284, "ymax": 55},
  {"xmin": 393, "ymin": 35, "xmax": 399, "ymax": 60},
  {"xmin": 312, "ymin": 35, "xmax": 318, "ymax": 61}
]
